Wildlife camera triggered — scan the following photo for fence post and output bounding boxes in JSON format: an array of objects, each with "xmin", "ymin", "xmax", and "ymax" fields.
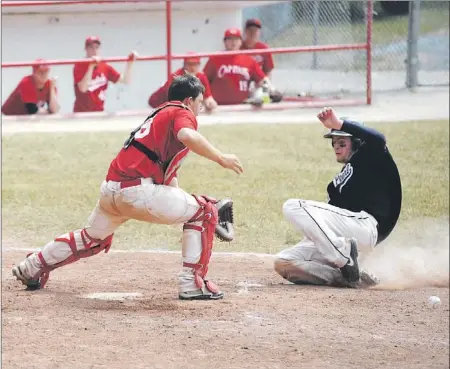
[
  {"xmin": 165, "ymin": 0, "xmax": 172, "ymax": 81},
  {"xmin": 311, "ymin": 0, "xmax": 320, "ymax": 69},
  {"xmin": 406, "ymin": 0, "xmax": 421, "ymax": 90},
  {"xmin": 366, "ymin": 0, "xmax": 373, "ymax": 105}
]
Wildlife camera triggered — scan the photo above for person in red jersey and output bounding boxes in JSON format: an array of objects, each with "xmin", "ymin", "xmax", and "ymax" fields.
[
  {"xmin": 73, "ymin": 36, "xmax": 138, "ymax": 113},
  {"xmin": 203, "ymin": 28, "xmax": 277, "ymax": 106},
  {"xmin": 2, "ymin": 59, "xmax": 60, "ymax": 116},
  {"xmin": 148, "ymin": 54, "xmax": 217, "ymax": 112},
  {"xmin": 241, "ymin": 19, "xmax": 275, "ymax": 78},
  {"xmin": 12, "ymin": 75, "xmax": 243, "ymax": 301}
]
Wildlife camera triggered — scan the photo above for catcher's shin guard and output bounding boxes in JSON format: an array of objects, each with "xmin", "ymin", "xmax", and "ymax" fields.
[
  {"xmin": 14, "ymin": 229, "xmax": 114, "ymax": 290},
  {"xmin": 182, "ymin": 195, "xmax": 220, "ymax": 294}
]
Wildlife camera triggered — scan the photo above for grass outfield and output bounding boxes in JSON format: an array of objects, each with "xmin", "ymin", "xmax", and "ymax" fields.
[
  {"xmin": 2, "ymin": 120, "xmax": 449, "ymax": 253},
  {"xmin": 270, "ymin": 8, "xmax": 449, "ymax": 48}
]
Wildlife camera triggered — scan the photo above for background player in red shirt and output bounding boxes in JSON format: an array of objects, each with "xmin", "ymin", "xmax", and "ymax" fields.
[
  {"xmin": 12, "ymin": 75, "xmax": 243, "ymax": 301},
  {"xmin": 2, "ymin": 60, "xmax": 60, "ymax": 116},
  {"xmin": 73, "ymin": 36, "xmax": 138, "ymax": 113},
  {"xmin": 241, "ymin": 19, "xmax": 275, "ymax": 78},
  {"xmin": 148, "ymin": 54, "xmax": 217, "ymax": 112},
  {"xmin": 203, "ymin": 28, "xmax": 277, "ymax": 106}
]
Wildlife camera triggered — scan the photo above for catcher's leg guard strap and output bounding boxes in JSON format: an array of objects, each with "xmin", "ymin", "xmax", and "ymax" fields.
[
  {"xmin": 35, "ymin": 229, "xmax": 114, "ymax": 288},
  {"xmin": 182, "ymin": 195, "xmax": 218, "ymax": 293}
]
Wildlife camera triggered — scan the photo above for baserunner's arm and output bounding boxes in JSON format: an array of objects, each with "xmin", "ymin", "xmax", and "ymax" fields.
[{"xmin": 341, "ymin": 119, "xmax": 386, "ymax": 146}]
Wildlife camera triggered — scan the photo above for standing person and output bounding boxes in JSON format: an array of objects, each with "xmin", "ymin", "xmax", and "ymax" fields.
[
  {"xmin": 73, "ymin": 36, "xmax": 138, "ymax": 113},
  {"xmin": 149, "ymin": 54, "xmax": 217, "ymax": 112},
  {"xmin": 241, "ymin": 19, "xmax": 275, "ymax": 78},
  {"xmin": 2, "ymin": 59, "xmax": 60, "ymax": 116},
  {"xmin": 12, "ymin": 75, "xmax": 241, "ymax": 301},
  {"xmin": 274, "ymin": 107, "xmax": 402, "ymax": 288},
  {"xmin": 241, "ymin": 19, "xmax": 282, "ymax": 102},
  {"xmin": 203, "ymin": 28, "xmax": 277, "ymax": 106}
]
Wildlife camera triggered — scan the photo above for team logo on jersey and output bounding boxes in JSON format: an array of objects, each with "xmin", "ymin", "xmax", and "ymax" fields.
[
  {"xmin": 217, "ymin": 65, "xmax": 250, "ymax": 80},
  {"xmin": 88, "ymin": 74, "xmax": 108, "ymax": 92},
  {"xmin": 252, "ymin": 55, "xmax": 263, "ymax": 63},
  {"xmin": 333, "ymin": 163, "xmax": 353, "ymax": 193}
]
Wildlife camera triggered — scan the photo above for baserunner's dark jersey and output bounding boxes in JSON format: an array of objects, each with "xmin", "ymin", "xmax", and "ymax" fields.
[{"xmin": 327, "ymin": 120, "xmax": 402, "ymax": 244}]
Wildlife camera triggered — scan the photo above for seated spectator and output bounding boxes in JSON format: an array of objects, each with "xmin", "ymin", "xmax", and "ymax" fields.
[
  {"xmin": 203, "ymin": 28, "xmax": 278, "ymax": 106},
  {"xmin": 241, "ymin": 19, "xmax": 275, "ymax": 78},
  {"xmin": 73, "ymin": 36, "xmax": 138, "ymax": 113},
  {"xmin": 2, "ymin": 60, "xmax": 60, "ymax": 116},
  {"xmin": 149, "ymin": 54, "xmax": 217, "ymax": 112}
]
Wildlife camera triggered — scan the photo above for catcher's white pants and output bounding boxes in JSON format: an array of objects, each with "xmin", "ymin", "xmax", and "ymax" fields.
[
  {"xmin": 20, "ymin": 179, "xmax": 206, "ymax": 292},
  {"xmin": 274, "ymin": 199, "xmax": 378, "ymax": 286}
]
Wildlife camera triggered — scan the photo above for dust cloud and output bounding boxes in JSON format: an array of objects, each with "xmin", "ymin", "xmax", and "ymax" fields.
[{"xmin": 361, "ymin": 217, "xmax": 449, "ymax": 290}]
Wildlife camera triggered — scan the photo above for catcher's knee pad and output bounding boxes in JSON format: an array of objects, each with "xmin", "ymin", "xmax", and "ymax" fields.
[
  {"xmin": 183, "ymin": 195, "xmax": 219, "ymax": 292},
  {"xmin": 35, "ymin": 229, "xmax": 114, "ymax": 288}
]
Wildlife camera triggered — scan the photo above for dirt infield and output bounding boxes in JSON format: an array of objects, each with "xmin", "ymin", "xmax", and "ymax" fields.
[{"xmin": 2, "ymin": 251, "xmax": 449, "ymax": 369}]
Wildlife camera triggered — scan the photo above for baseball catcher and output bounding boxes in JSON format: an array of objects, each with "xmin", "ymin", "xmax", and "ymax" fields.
[
  {"xmin": 274, "ymin": 107, "xmax": 402, "ymax": 288},
  {"xmin": 12, "ymin": 74, "xmax": 241, "ymax": 300}
]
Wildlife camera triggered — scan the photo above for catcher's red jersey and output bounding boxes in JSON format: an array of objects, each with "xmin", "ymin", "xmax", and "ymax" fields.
[
  {"xmin": 241, "ymin": 41, "xmax": 275, "ymax": 75},
  {"xmin": 148, "ymin": 68, "xmax": 212, "ymax": 108},
  {"xmin": 73, "ymin": 61, "xmax": 120, "ymax": 113},
  {"xmin": 203, "ymin": 54, "xmax": 265, "ymax": 105},
  {"xmin": 106, "ymin": 102, "xmax": 197, "ymax": 184}
]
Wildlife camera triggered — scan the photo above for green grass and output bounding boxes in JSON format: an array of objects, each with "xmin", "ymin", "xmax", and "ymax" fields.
[
  {"xmin": 2, "ymin": 120, "xmax": 449, "ymax": 253},
  {"xmin": 270, "ymin": 9, "xmax": 449, "ymax": 48}
]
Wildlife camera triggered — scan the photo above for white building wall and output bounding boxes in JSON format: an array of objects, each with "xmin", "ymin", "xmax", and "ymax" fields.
[{"xmin": 1, "ymin": 6, "xmax": 248, "ymax": 113}]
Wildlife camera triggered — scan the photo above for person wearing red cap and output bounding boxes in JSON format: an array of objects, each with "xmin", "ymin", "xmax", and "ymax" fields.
[
  {"xmin": 203, "ymin": 28, "xmax": 276, "ymax": 106},
  {"xmin": 2, "ymin": 59, "xmax": 60, "ymax": 116},
  {"xmin": 148, "ymin": 54, "xmax": 217, "ymax": 112},
  {"xmin": 73, "ymin": 36, "xmax": 138, "ymax": 113},
  {"xmin": 241, "ymin": 19, "xmax": 275, "ymax": 78}
]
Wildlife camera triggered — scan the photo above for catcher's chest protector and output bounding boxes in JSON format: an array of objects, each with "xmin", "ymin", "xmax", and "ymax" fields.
[{"xmin": 123, "ymin": 102, "xmax": 190, "ymax": 185}]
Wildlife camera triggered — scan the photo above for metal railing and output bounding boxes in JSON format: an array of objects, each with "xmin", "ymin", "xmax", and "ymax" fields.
[{"xmin": 1, "ymin": 0, "xmax": 374, "ymax": 116}]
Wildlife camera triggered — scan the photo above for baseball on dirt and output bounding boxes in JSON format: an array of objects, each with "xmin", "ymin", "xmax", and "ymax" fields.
[{"xmin": 427, "ymin": 296, "xmax": 441, "ymax": 309}]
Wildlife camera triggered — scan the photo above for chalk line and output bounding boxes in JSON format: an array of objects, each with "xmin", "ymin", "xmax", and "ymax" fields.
[{"xmin": 2, "ymin": 246, "xmax": 275, "ymax": 258}]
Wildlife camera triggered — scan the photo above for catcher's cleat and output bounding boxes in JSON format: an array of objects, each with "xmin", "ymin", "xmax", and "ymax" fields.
[
  {"xmin": 215, "ymin": 198, "xmax": 234, "ymax": 242},
  {"xmin": 339, "ymin": 238, "xmax": 360, "ymax": 283},
  {"xmin": 12, "ymin": 265, "xmax": 42, "ymax": 291},
  {"xmin": 12, "ymin": 253, "xmax": 49, "ymax": 291},
  {"xmin": 358, "ymin": 269, "xmax": 380, "ymax": 288},
  {"xmin": 179, "ymin": 289, "xmax": 224, "ymax": 301}
]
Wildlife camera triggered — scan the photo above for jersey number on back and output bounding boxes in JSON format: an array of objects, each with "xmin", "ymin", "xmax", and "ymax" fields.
[
  {"xmin": 134, "ymin": 117, "xmax": 154, "ymax": 139},
  {"xmin": 123, "ymin": 117, "xmax": 153, "ymax": 148}
]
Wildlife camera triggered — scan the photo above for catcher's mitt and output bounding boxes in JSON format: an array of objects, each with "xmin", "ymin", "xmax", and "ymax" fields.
[{"xmin": 215, "ymin": 198, "xmax": 235, "ymax": 242}]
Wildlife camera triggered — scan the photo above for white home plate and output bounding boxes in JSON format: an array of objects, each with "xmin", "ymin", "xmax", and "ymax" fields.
[
  {"xmin": 82, "ymin": 292, "xmax": 143, "ymax": 301},
  {"xmin": 235, "ymin": 281, "xmax": 265, "ymax": 295},
  {"xmin": 236, "ymin": 281, "xmax": 265, "ymax": 288}
]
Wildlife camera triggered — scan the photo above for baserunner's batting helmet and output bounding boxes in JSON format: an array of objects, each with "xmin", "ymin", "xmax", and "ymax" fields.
[
  {"xmin": 323, "ymin": 129, "xmax": 353, "ymax": 139},
  {"xmin": 324, "ymin": 127, "xmax": 362, "ymax": 151}
]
